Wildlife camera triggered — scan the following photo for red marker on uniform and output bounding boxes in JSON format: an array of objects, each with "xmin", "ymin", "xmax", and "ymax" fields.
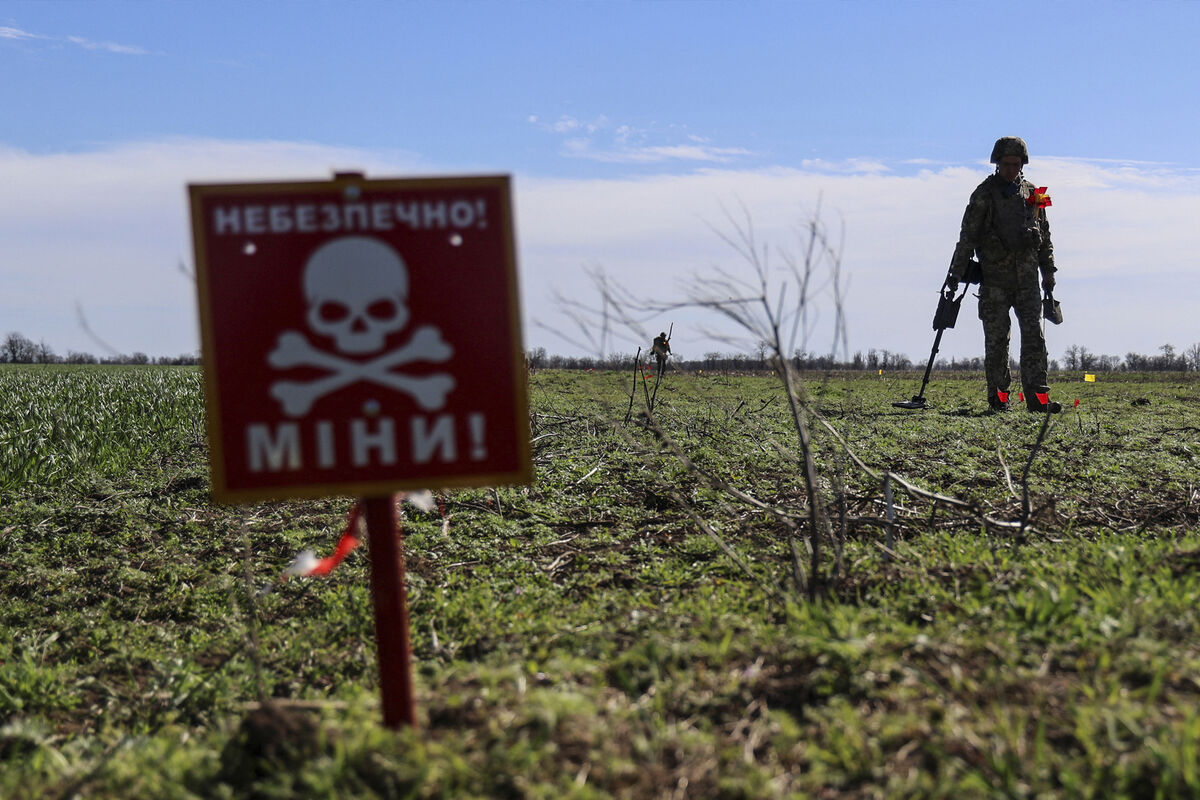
[{"xmin": 1026, "ymin": 187, "xmax": 1052, "ymax": 208}]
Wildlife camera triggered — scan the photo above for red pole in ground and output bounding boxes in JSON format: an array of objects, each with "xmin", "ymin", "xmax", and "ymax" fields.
[{"xmin": 362, "ymin": 494, "xmax": 416, "ymax": 728}]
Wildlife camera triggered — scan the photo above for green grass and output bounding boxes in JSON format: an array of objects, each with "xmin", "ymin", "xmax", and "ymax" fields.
[
  {"xmin": 0, "ymin": 365, "xmax": 205, "ymax": 493},
  {"xmin": 2, "ymin": 364, "xmax": 1199, "ymax": 798}
]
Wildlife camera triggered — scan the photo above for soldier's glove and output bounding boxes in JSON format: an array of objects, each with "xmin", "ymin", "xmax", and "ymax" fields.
[
  {"xmin": 1041, "ymin": 272, "xmax": 1056, "ymax": 292},
  {"xmin": 945, "ymin": 275, "xmax": 960, "ymax": 293}
]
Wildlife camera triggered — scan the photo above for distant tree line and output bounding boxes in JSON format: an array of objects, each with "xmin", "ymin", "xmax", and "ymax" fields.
[
  {"xmin": 526, "ymin": 342, "xmax": 1200, "ymax": 374},
  {"xmin": 1058, "ymin": 343, "xmax": 1200, "ymax": 373},
  {"xmin": 1, "ymin": 332, "xmax": 199, "ymax": 366},
  {"xmin": 7, "ymin": 330, "xmax": 1196, "ymax": 373}
]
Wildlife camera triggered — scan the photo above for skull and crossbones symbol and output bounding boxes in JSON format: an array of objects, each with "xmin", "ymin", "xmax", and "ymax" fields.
[{"xmin": 267, "ymin": 236, "xmax": 455, "ymax": 417}]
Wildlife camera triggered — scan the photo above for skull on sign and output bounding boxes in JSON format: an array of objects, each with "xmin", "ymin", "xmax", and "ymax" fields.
[{"xmin": 303, "ymin": 236, "xmax": 410, "ymax": 354}]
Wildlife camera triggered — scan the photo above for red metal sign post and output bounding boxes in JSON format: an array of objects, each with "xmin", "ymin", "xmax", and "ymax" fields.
[
  {"xmin": 362, "ymin": 495, "xmax": 415, "ymax": 727},
  {"xmin": 189, "ymin": 173, "xmax": 531, "ymax": 728}
]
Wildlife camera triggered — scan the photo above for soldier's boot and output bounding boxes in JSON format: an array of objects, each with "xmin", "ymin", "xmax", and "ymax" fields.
[
  {"xmin": 988, "ymin": 388, "xmax": 1011, "ymax": 413},
  {"xmin": 1025, "ymin": 386, "xmax": 1062, "ymax": 414}
]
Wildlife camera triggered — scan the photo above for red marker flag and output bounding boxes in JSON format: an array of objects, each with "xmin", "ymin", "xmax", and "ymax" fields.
[
  {"xmin": 1018, "ymin": 392, "xmax": 1025, "ymax": 403},
  {"xmin": 997, "ymin": 390, "xmax": 1009, "ymax": 403},
  {"xmin": 285, "ymin": 503, "xmax": 362, "ymax": 578},
  {"xmin": 1026, "ymin": 187, "xmax": 1052, "ymax": 208},
  {"xmin": 285, "ymin": 492, "xmax": 436, "ymax": 578},
  {"xmin": 308, "ymin": 522, "xmax": 361, "ymax": 576},
  {"xmin": 1074, "ymin": 398, "xmax": 1080, "ymax": 408},
  {"xmin": 1036, "ymin": 392, "xmax": 1050, "ymax": 405}
]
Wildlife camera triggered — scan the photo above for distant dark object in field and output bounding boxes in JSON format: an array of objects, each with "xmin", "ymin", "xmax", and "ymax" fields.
[{"xmin": 1132, "ymin": 398, "xmax": 1151, "ymax": 406}]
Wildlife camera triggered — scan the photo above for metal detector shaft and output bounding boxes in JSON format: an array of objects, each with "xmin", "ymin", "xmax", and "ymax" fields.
[
  {"xmin": 892, "ymin": 326, "xmax": 946, "ymax": 409},
  {"xmin": 914, "ymin": 325, "xmax": 946, "ymax": 400},
  {"xmin": 893, "ymin": 262, "xmax": 978, "ymax": 410},
  {"xmin": 893, "ymin": 279, "xmax": 968, "ymax": 410}
]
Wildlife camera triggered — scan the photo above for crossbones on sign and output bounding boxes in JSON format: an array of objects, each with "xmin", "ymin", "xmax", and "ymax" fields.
[
  {"xmin": 268, "ymin": 327, "xmax": 454, "ymax": 417},
  {"xmin": 267, "ymin": 236, "xmax": 456, "ymax": 417}
]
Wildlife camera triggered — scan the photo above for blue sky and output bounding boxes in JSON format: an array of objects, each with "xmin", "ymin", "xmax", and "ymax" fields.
[{"xmin": 3, "ymin": 0, "xmax": 1200, "ymax": 364}]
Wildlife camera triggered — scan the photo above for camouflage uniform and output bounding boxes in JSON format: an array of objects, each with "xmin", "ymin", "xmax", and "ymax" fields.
[
  {"xmin": 651, "ymin": 333, "xmax": 671, "ymax": 375},
  {"xmin": 950, "ymin": 145, "xmax": 1056, "ymax": 410}
]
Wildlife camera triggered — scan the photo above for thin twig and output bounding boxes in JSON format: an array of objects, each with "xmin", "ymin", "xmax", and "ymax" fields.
[
  {"xmin": 669, "ymin": 489, "xmax": 786, "ymax": 604},
  {"xmin": 997, "ymin": 438, "xmax": 1019, "ymax": 500},
  {"xmin": 1019, "ymin": 410, "xmax": 1056, "ymax": 545},
  {"xmin": 624, "ymin": 348, "xmax": 641, "ymax": 424},
  {"xmin": 641, "ymin": 414, "xmax": 800, "ymax": 532},
  {"xmin": 883, "ymin": 475, "xmax": 896, "ymax": 562}
]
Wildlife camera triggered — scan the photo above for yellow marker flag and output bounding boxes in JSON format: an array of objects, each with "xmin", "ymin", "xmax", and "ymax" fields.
[
  {"xmin": 1084, "ymin": 374, "xmax": 1096, "ymax": 382},
  {"xmin": 878, "ymin": 369, "xmax": 883, "ymax": 375}
]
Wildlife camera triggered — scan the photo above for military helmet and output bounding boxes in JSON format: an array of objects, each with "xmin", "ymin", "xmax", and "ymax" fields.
[{"xmin": 990, "ymin": 136, "xmax": 1029, "ymax": 165}]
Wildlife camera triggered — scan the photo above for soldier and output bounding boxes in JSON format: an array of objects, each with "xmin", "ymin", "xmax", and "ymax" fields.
[
  {"xmin": 651, "ymin": 331, "xmax": 671, "ymax": 376},
  {"xmin": 948, "ymin": 136, "xmax": 1062, "ymax": 413}
]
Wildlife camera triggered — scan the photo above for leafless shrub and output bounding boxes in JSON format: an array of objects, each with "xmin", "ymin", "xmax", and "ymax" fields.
[
  {"xmin": 557, "ymin": 201, "xmax": 1054, "ymax": 602},
  {"xmin": 555, "ymin": 202, "xmax": 846, "ymax": 598}
]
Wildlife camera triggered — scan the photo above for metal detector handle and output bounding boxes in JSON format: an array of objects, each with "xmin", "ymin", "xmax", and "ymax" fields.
[
  {"xmin": 932, "ymin": 282, "xmax": 969, "ymax": 331},
  {"xmin": 943, "ymin": 258, "xmax": 982, "ymax": 294}
]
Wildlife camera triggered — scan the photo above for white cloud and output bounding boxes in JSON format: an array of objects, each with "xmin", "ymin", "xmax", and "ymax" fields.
[
  {"xmin": 64, "ymin": 35, "xmax": 151, "ymax": 56},
  {"xmin": 0, "ymin": 138, "xmax": 428, "ymax": 357},
  {"xmin": 528, "ymin": 114, "xmax": 606, "ymax": 135},
  {"xmin": 0, "ymin": 26, "xmax": 44, "ymax": 40},
  {"xmin": 530, "ymin": 112, "xmax": 751, "ymax": 165},
  {"xmin": 518, "ymin": 158, "xmax": 1200, "ymax": 362},
  {"xmin": 0, "ymin": 24, "xmax": 150, "ymax": 54},
  {"xmin": 2, "ymin": 140, "xmax": 1198, "ymax": 364},
  {"xmin": 799, "ymin": 158, "xmax": 892, "ymax": 175},
  {"xmin": 562, "ymin": 140, "xmax": 751, "ymax": 164}
]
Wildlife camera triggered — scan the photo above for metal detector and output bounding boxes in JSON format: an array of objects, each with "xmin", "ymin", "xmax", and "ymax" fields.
[{"xmin": 893, "ymin": 271, "xmax": 974, "ymax": 410}]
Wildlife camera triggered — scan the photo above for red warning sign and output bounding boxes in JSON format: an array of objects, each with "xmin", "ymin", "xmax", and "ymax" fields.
[{"xmin": 189, "ymin": 173, "xmax": 532, "ymax": 503}]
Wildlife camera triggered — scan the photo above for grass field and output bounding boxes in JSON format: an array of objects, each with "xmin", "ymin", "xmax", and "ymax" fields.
[{"xmin": 2, "ymin": 364, "xmax": 1199, "ymax": 798}]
